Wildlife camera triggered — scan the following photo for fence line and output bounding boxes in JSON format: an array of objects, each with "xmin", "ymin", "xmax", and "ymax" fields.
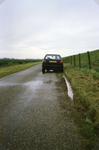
[{"xmin": 63, "ymin": 51, "xmax": 91, "ymax": 69}]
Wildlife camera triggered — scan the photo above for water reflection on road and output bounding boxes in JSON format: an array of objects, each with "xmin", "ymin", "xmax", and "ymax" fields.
[{"xmin": 63, "ymin": 75, "xmax": 73, "ymax": 101}]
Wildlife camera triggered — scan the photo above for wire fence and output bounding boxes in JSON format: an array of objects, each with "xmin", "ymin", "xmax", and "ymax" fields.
[{"xmin": 63, "ymin": 51, "xmax": 91, "ymax": 69}]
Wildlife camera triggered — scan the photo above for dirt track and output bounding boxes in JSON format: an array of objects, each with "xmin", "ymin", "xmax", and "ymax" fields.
[{"xmin": 0, "ymin": 64, "xmax": 85, "ymax": 150}]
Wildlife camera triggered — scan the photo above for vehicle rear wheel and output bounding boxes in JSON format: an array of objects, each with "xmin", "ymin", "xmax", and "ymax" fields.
[
  {"xmin": 61, "ymin": 68, "xmax": 63, "ymax": 72},
  {"xmin": 42, "ymin": 67, "xmax": 45, "ymax": 73}
]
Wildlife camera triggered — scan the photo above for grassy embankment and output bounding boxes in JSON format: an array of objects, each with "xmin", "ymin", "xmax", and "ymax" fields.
[
  {"xmin": 63, "ymin": 50, "xmax": 99, "ymax": 149},
  {"xmin": 0, "ymin": 59, "xmax": 41, "ymax": 78}
]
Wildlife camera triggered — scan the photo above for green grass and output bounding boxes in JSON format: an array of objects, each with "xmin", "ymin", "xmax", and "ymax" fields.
[
  {"xmin": 0, "ymin": 59, "xmax": 41, "ymax": 67},
  {"xmin": 63, "ymin": 49, "xmax": 99, "ymax": 71},
  {"xmin": 63, "ymin": 49, "xmax": 99, "ymax": 149},
  {"xmin": 0, "ymin": 62, "xmax": 41, "ymax": 78},
  {"xmin": 63, "ymin": 63, "xmax": 99, "ymax": 149}
]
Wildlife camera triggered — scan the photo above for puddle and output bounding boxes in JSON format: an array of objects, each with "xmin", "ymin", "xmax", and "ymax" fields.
[
  {"xmin": 0, "ymin": 80, "xmax": 43, "ymax": 88},
  {"xmin": 0, "ymin": 81, "xmax": 19, "ymax": 87},
  {"xmin": 24, "ymin": 80, "xmax": 42, "ymax": 86},
  {"xmin": 20, "ymin": 80, "xmax": 43, "ymax": 108},
  {"xmin": 45, "ymin": 80, "xmax": 52, "ymax": 83},
  {"xmin": 63, "ymin": 75, "xmax": 73, "ymax": 101},
  {"xmin": 24, "ymin": 80, "xmax": 43, "ymax": 91}
]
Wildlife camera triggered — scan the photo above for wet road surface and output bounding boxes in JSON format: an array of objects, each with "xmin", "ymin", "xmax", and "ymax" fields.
[{"xmin": 0, "ymin": 64, "xmax": 84, "ymax": 150}]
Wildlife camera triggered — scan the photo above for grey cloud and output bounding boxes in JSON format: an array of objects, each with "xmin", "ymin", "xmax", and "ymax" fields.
[
  {"xmin": 94, "ymin": 0, "xmax": 99, "ymax": 6},
  {"xmin": 0, "ymin": 0, "xmax": 5, "ymax": 5},
  {"xmin": 0, "ymin": 0, "xmax": 99, "ymax": 59}
]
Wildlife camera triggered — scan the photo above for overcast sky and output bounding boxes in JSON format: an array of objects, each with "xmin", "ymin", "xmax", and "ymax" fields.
[{"xmin": 0, "ymin": 0, "xmax": 99, "ymax": 59}]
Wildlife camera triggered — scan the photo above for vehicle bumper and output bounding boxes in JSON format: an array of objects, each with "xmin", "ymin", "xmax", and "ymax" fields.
[{"xmin": 42, "ymin": 64, "xmax": 63, "ymax": 70}]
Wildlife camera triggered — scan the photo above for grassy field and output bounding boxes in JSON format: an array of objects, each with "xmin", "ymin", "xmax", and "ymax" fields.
[
  {"xmin": 63, "ymin": 49, "xmax": 99, "ymax": 72},
  {"xmin": 0, "ymin": 59, "xmax": 41, "ymax": 67},
  {"xmin": 63, "ymin": 50, "xmax": 99, "ymax": 149},
  {"xmin": 0, "ymin": 61, "xmax": 41, "ymax": 78}
]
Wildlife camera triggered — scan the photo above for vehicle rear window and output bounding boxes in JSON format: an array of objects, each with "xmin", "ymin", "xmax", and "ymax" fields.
[{"xmin": 45, "ymin": 55, "xmax": 61, "ymax": 60}]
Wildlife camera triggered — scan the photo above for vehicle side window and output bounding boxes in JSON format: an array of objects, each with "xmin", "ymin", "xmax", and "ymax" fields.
[
  {"xmin": 57, "ymin": 56, "xmax": 60, "ymax": 59},
  {"xmin": 45, "ymin": 56, "xmax": 49, "ymax": 59}
]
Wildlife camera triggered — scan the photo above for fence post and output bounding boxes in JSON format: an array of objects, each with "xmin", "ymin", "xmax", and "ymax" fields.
[
  {"xmin": 66, "ymin": 58, "xmax": 67, "ymax": 63},
  {"xmin": 74, "ymin": 55, "xmax": 75, "ymax": 66},
  {"xmin": 71, "ymin": 56, "xmax": 72, "ymax": 65},
  {"xmin": 87, "ymin": 51, "xmax": 91, "ymax": 69},
  {"xmin": 79, "ymin": 53, "xmax": 81, "ymax": 68}
]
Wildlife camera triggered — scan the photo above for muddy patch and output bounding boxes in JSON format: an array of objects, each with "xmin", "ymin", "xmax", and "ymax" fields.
[{"xmin": 45, "ymin": 80, "xmax": 52, "ymax": 84}]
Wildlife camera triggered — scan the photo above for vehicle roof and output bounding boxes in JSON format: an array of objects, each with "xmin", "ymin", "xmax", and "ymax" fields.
[{"xmin": 45, "ymin": 54, "xmax": 61, "ymax": 56}]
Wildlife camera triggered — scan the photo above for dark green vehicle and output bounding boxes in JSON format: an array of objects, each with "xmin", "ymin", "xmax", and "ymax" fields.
[{"xmin": 42, "ymin": 54, "xmax": 63, "ymax": 73}]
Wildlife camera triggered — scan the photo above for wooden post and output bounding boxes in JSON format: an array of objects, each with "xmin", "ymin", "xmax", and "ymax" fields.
[
  {"xmin": 67, "ymin": 57, "xmax": 68, "ymax": 63},
  {"xmin": 87, "ymin": 51, "xmax": 91, "ymax": 69},
  {"xmin": 66, "ymin": 58, "xmax": 67, "ymax": 63},
  {"xmin": 74, "ymin": 55, "xmax": 75, "ymax": 66},
  {"xmin": 79, "ymin": 53, "xmax": 81, "ymax": 68},
  {"xmin": 71, "ymin": 56, "xmax": 72, "ymax": 65}
]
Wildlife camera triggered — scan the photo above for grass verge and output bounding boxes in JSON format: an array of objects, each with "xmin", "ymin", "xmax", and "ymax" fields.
[
  {"xmin": 63, "ymin": 49, "xmax": 99, "ymax": 71},
  {"xmin": 0, "ymin": 62, "xmax": 41, "ymax": 78},
  {"xmin": 63, "ymin": 63, "xmax": 99, "ymax": 149}
]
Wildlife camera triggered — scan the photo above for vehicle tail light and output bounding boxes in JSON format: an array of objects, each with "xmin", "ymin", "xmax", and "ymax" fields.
[
  {"xmin": 43, "ymin": 60, "xmax": 46, "ymax": 63},
  {"xmin": 60, "ymin": 60, "xmax": 63, "ymax": 63}
]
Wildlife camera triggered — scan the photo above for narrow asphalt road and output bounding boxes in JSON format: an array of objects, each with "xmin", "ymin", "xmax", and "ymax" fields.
[{"xmin": 0, "ymin": 64, "xmax": 84, "ymax": 150}]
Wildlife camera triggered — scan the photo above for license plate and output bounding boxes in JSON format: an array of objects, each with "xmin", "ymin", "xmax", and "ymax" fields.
[{"xmin": 49, "ymin": 61, "xmax": 57, "ymax": 63}]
